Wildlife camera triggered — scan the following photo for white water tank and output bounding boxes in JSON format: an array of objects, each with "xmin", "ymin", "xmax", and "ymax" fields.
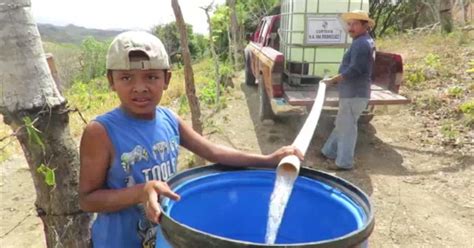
[{"xmin": 280, "ymin": 0, "xmax": 370, "ymax": 78}]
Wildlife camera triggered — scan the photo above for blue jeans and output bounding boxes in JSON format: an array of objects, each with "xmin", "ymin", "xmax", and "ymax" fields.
[{"xmin": 321, "ymin": 98, "xmax": 369, "ymax": 169}]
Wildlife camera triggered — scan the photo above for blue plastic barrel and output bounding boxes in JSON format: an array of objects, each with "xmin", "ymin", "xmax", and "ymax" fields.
[{"xmin": 159, "ymin": 164, "xmax": 374, "ymax": 247}]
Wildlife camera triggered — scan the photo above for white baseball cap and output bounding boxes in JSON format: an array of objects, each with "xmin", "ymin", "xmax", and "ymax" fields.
[{"xmin": 106, "ymin": 31, "xmax": 170, "ymax": 70}]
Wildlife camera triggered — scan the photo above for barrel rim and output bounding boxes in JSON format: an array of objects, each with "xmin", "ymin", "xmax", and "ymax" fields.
[{"xmin": 160, "ymin": 164, "xmax": 375, "ymax": 247}]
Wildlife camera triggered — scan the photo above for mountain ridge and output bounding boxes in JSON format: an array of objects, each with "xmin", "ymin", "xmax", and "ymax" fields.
[{"xmin": 38, "ymin": 23, "xmax": 124, "ymax": 44}]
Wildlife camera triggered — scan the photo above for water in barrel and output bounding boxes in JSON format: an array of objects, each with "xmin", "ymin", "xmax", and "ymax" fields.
[{"xmin": 265, "ymin": 165, "xmax": 298, "ymax": 244}]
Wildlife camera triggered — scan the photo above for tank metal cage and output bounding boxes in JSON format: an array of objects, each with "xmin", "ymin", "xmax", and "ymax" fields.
[{"xmin": 279, "ymin": 0, "xmax": 369, "ymax": 85}]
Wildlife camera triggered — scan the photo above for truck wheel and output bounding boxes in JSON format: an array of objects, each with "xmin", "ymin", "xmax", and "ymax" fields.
[
  {"xmin": 245, "ymin": 56, "xmax": 255, "ymax": 86},
  {"xmin": 358, "ymin": 114, "xmax": 374, "ymax": 124},
  {"xmin": 358, "ymin": 105, "xmax": 375, "ymax": 124},
  {"xmin": 258, "ymin": 76, "xmax": 275, "ymax": 121}
]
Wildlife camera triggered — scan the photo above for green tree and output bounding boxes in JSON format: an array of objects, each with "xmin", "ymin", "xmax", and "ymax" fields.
[
  {"xmin": 152, "ymin": 22, "xmax": 206, "ymax": 63},
  {"xmin": 238, "ymin": 0, "xmax": 279, "ymax": 36},
  {"xmin": 210, "ymin": 5, "xmax": 230, "ymax": 60},
  {"xmin": 191, "ymin": 33, "xmax": 209, "ymax": 58},
  {"xmin": 210, "ymin": 0, "xmax": 279, "ymax": 62},
  {"xmin": 78, "ymin": 37, "xmax": 108, "ymax": 82}
]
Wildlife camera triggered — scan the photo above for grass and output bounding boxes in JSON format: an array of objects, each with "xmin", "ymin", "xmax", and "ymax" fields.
[
  {"xmin": 379, "ymin": 29, "xmax": 473, "ymax": 147},
  {"xmin": 0, "ymin": 123, "xmax": 19, "ymax": 163},
  {"xmin": 162, "ymin": 58, "xmax": 215, "ymax": 106}
]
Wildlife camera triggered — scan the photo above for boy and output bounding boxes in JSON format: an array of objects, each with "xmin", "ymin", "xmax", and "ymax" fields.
[{"xmin": 79, "ymin": 31, "xmax": 303, "ymax": 248}]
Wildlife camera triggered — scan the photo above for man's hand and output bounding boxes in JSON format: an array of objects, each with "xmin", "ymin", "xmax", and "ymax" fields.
[
  {"xmin": 322, "ymin": 74, "xmax": 343, "ymax": 85},
  {"xmin": 142, "ymin": 181, "xmax": 180, "ymax": 223}
]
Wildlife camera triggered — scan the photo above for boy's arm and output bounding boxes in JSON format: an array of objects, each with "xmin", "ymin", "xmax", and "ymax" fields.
[{"xmin": 177, "ymin": 116, "xmax": 303, "ymax": 168}]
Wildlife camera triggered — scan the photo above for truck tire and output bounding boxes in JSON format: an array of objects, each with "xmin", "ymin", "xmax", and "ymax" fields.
[
  {"xmin": 258, "ymin": 75, "xmax": 275, "ymax": 121},
  {"xmin": 358, "ymin": 105, "xmax": 375, "ymax": 124},
  {"xmin": 358, "ymin": 113, "xmax": 374, "ymax": 124},
  {"xmin": 245, "ymin": 54, "xmax": 256, "ymax": 86}
]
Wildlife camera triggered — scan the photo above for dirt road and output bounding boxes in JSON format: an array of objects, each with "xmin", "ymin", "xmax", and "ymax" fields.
[
  {"xmin": 0, "ymin": 74, "xmax": 472, "ymax": 247},
  {"xmin": 204, "ymin": 75, "xmax": 473, "ymax": 247}
]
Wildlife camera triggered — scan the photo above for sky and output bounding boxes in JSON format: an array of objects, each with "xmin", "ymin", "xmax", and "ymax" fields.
[{"xmin": 31, "ymin": 0, "xmax": 226, "ymax": 34}]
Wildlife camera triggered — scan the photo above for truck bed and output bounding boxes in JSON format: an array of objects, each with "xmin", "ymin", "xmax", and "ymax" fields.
[{"xmin": 284, "ymin": 84, "xmax": 409, "ymax": 107}]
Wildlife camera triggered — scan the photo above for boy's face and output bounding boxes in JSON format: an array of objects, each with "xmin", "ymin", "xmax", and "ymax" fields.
[{"xmin": 108, "ymin": 69, "xmax": 171, "ymax": 119}]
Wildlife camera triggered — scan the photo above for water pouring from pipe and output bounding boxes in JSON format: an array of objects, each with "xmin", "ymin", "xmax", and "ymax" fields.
[{"xmin": 265, "ymin": 81, "xmax": 327, "ymax": 244}]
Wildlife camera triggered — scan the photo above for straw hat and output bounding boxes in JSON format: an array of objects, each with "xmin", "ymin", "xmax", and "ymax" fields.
[{"xmin": 341, "ymin": 10, "xmax": 375, "ymax": 28}]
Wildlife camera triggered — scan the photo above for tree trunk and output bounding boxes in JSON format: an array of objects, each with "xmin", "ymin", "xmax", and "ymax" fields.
[
  {"xmin": 171, "ymin": 0, "xmax": 205, "ymax": 165},
  {"xmin": 227, "ymin": 23, "xmax": 234, "ymax": 68},
  {"xmin": 0, "ymin": 0, "xmax": 91, "ymax": 247},
  {"xmin": 201, "ymin": 3, "xmax": 221, "ymax": 110},
  {"xmin": 457, "ymin": 0, "xmax": 465, "ymax": 25},
  {"xmin": 228, "ymin": 0, "xmax": 243, "ymax": 70},
  {"xmin": 440, "ymin": 0, "xmax": 453, "ymax": 33}
]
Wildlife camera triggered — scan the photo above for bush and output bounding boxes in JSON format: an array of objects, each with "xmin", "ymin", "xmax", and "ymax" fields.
[
  {"xmin": 405, "ymin": 53, "xmax": 445, "ymax": 89},
  {"xmin": 199, "ymin": 80, "xmax": 218, "ymax": 105},
  {"xmin": 66, "ymin": 77, "xmax": 119, "ymax": 137},
  {"xmin": 412, "ymin": 95, "xmax": 443, "ymax": 111},
  {"xmin": 459, "ymin": 100, "xmax": 474, "ymax": 115},
  {"xmin": 43, "ymin": 42, "xmax": 82, "ymax": 89},
  {"xmin": 405, "ymin": 64, "xmax": 426, "ymax": 89},
  {"xmin": 440, "ymin": 121, "xmax": 459, "ymax": 140},
  {"xmin": 468, "ymin": 60, "xmax": 474, "ymax": 74},
  {"xmin": 77, "ymin": 37, "xmax": 110, "ymax": 82},
  {"xmin": 423, "ymin": 53, "xmax": 441, "ymax": 69},
  {"xmin": 459, "ymin": 100, "xmax": 474, "ymax": 127},
  {"xmin": 446, "ymin": 86, "xmax": 464, "ymax": 98},
  {"xmin": 176, "ymin": 95, "xmax": 188, "ymax": 115}
]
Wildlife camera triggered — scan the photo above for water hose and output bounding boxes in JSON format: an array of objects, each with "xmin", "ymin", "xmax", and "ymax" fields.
[{"xmin": 277, "ymin": 81, "xmax": 327, "ymax": 175}]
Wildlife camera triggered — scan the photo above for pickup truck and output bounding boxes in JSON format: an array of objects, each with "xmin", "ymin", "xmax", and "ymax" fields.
[{"xmin": 244, "ymin": 14, "xmax": 409, "ymax": 123}]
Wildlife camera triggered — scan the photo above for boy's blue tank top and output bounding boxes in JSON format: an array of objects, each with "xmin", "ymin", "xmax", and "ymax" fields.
[{"xmin": 91, "ymin": 107, "xmax": 179, "ymax": 248}]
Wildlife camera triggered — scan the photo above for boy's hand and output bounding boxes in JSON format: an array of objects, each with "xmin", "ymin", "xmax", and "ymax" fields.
[
  {"xmin": 143, "ymin": 181, "xmax": 180, "ymax": 223},
  {"xmin": 269, "ymin": 145, "xmax": 304, "ymax": 166}
]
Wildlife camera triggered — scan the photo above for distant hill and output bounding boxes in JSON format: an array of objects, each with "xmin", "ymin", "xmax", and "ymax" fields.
[{"xmin": 38, "ymin": 23, "xmax": 123, "ymax": 45}]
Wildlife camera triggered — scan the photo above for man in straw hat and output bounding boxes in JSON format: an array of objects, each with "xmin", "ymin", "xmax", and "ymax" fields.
[{"xmin": 321, "ymin": 10, "xmax": 376, "ymax": 170}]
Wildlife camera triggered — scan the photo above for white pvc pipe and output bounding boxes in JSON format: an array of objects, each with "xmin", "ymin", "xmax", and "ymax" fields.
[{"xmin": 277, "ymin": 81, "xmax": 327, "ymax": 175}]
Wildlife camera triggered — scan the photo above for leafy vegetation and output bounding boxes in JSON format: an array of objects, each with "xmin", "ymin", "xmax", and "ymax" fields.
[
  {"xmin": 459, "ymin": 100, "xmax": 474, "ymax": 127},
  {"xmin": 446, "ymin": 86, "xmax": 464, "ymax": 98},
  {"xmin": 22, "ymin": 116, "xmax": 56, "ymax": 187},
  {"xmin": 152, "ymin": 22, "xmax": 208, "ymax": 63},
  {"xmin": 42, "ymin": 42, "xmax": 81, "ymax": 88},
  {"xmin": 441, "ymin": 121, "xmax": 459, "ymax": 140},
  {"xmin": 468, "ymin": 59, "xmax": 474, "ymax": 73},
  {"xmin": 404, "ymin": 53, "xmax": 444, "ymax": 89},
  {"xmin": 459, "ymin": 100, "xmax": 474, "ymax": 114},
  {"xmin": 0, "ymin": 127, "xmax": 14, "ymax": 162},
  {"xmin": 78, "ymin": 37, "xmax": 109, "ymax": 82},
  {"xmin": 379, "ymin": 29, "xmax": 473, "ymax": 149},
  {"xmin": 23, "ymin": 116, "xmax": 45, "ymax": 151},
  {"xmin": 210, "ymin": 0, "xmax": 279, "ymax": 62},
  {"xmin": 37, "ymin": 164, "xmax": 56, "ymax": 187}
]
